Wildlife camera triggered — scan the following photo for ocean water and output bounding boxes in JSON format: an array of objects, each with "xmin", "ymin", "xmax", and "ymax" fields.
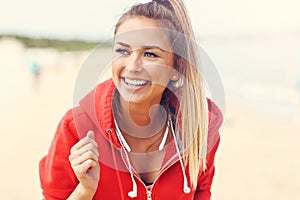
[{"xmin": 200, "ymin": 34, "xmax": 300, "ymax": 119}]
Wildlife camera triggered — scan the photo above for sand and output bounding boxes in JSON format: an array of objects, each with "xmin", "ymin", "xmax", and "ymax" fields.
[{"xmin": 0, "ymin": 38, "xmax": 299, "ymax": 199}]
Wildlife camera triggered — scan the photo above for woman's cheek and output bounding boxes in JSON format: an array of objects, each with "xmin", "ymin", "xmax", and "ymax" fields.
[{"xmin": 112, "ymin": 59, "xmax": 124, "ymax": 74}]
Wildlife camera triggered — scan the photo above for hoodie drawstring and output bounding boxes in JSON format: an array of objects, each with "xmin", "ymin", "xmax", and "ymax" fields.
[
  {"xmin": 169, "ymin": 117, "xmax": 191, "ymax": 194},
  {"xmin": 114, "ymin": 119, "xmax": 138, "ymax": 198},
  {"xmin": 106, "ymin": 129, "xmax": 126, "ymax": 200},
  {"xmin": 114, "ymin": 115, "xmax": 191, "ymax": 198},
  {"xmin": 122, "ymin": 145, "xmax": 138, "ymax": 198}
]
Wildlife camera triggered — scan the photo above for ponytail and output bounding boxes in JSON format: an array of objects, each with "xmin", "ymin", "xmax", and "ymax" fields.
[{"xmin": 114, "ymin": 0, "xmax": 209, "ymax": 189}]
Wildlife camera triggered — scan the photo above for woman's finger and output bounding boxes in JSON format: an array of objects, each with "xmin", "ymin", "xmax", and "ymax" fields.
[
  {"xmin": 74, "ymin": 142, "xmax": 99, "ymax": 158},
  {"xmin": 73, "ymin": 159, "xmax": 98, "ymax": 177},
  {"xmin": 87, "ymin": 130, "xmax": 94, "ymax": 139},
  {"xmin": 70, "ymin": 131, "xmax": 98, "ymax": 154},
  {"xmin": 69, "ymin": 149, "xmax": 99, "ymax": 166}
]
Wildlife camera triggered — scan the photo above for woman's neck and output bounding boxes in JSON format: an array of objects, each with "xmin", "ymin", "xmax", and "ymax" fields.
[
  {"xmin": 115, "ymin": 93, "xmax": 167, "ymax": 139},
  {"xmin": 120, "ymin": 99, "xmax": 160, "ymax": 126}
]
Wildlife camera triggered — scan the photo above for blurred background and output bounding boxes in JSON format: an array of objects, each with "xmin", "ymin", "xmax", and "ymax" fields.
[{"xmin": 0, "ymin": 0, "xmax": 299, "ymax": 199}]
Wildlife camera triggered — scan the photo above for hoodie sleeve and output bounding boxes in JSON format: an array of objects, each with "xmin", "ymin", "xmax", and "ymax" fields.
[
  {"xmin": 194, "ymin": 137, "xmax": 220, "ymax": 200},
  {"xmin": 194, "ymin": 99, "xmax": 223, "ymax": 200},
  {"xmin": 39, "ymin": 109, "xmax": 80, "ymax": 200}
]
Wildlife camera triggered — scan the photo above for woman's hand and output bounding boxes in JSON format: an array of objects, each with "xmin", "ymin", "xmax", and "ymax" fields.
[{"xmin": 69, "ymin": 130, "xmax": 100, "ymax": 196}]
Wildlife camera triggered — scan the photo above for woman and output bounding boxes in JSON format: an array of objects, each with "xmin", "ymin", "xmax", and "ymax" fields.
[{"xmin": 39, "ymin": 0, "xmax": 223, "ymax": 199}]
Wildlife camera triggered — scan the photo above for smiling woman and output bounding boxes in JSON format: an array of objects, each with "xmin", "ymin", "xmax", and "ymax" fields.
[
  {"xmin": 112, "ymin": 17, "xmax": 175, "ymax": 106},
  {"xmin": 39, "ymin": 1, "xmax": 223, "ymax": 200}
]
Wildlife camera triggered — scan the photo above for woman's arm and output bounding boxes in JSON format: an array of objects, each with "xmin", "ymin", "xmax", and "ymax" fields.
[
  {"xmin": 194, "ymin": 137, "xmax": 220, "ymax": 200},
  {"xmin": 194, "ymin": 99, "xmax": 223, "ymax": 199},
  {"xmin": 67, "ymin": 183, "xmax": 96, "ymax": 200},
  {"xmin": 39, "ymin": 110, "xmax": 100, "ymax": 200},
  {"xmin": 67, "ymin": 131, "xmax": 100, "ymax": 200}
]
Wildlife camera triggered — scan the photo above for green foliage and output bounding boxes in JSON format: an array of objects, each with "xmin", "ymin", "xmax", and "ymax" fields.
[{"xmin": 0, "ymin": 34, "xmax": 112, "ymax": 51}]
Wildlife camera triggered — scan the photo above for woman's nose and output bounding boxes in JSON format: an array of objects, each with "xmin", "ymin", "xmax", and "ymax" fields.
[{"xmin": 125, "ymin": 52, "xmax": 142, "ymax": 72}]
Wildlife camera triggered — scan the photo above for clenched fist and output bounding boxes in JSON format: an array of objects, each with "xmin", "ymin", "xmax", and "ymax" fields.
[{"xmin": 69, "ymin": 130, "xmax": 100, "ymax": 195}]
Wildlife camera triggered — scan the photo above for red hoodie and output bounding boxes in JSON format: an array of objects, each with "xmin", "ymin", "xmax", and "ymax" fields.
[{"xmin": 39, "ymin": 79, "xmax": 223, "ymax": 200}]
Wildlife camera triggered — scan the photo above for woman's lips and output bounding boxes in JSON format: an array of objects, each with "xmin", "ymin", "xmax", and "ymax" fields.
[
  {"xmin": 121, "ymin": 77, "xmax": 151, "ymax": 90},
  {"xmin": 123, "ymin": 77, "xmax": 151, "ymax": 86}
]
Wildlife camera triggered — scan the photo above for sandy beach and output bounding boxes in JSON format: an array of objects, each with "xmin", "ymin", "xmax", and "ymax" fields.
[{"xmin": 0, "ymin": 37, "xmax": 299, "ymax": 199}]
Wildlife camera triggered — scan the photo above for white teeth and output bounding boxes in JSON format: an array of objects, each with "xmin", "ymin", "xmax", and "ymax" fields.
[{"xmin": 124, "ymin": 78, "xmax": 148, "ymax": 86}]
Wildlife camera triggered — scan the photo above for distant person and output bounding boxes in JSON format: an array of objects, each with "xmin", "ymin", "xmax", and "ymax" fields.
[
  {"xmin": 39, "ymin": 0, "xmax": 223, "ymax": 199},
  {"xmin": 28, "ymin": 60, "xmax": 41, "ymax": 90}
]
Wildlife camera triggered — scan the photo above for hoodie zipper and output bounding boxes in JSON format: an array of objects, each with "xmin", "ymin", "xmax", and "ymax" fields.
[
  {"xmin": 130, "ymin": 161, "xmax": 179, "ymax": 200},
  {"xmin": 117, "ymin": 133, "xmax": 182, "ymax": 200},
  {"xmin": 146, "ymin": 190, "xmax": 152, "ymax": 200},
  {"xmin": 120, "ymin": 149, "xmax": 180, "ymax": 200},
  {"xmin": 147, "ymin": 158, "xmax": 180, "ymax": 199}
]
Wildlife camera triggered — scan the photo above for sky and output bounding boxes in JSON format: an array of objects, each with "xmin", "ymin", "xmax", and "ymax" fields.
[{"xmin": 0, "ymin": 0, "xmax": 300, "ymax": 41}]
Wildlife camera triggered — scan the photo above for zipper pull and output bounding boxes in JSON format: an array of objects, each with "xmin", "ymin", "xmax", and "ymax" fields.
[{"xmin": 147, "ymin": 190, "xmax": 152, "ymax": 200}]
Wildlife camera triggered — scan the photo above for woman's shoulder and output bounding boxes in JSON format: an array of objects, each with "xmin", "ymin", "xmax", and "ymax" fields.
[
  {"xmin": 207, "ymin": 98, "xmax": 223, "ymax": 132},
  {"xmin": 206, "ymin": 98, "xmax": 223, "ymax": 154}
]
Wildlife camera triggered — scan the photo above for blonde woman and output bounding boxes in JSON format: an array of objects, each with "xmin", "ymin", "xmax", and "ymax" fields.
[{"xmin": 39, "ymin": 0, "xmax": 223, "ymax": 199}]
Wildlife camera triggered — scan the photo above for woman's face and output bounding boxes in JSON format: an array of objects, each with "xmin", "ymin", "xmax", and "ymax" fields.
[{"xmin": 112, "ymin": 17, "xmax": 176, "ymax": 105}]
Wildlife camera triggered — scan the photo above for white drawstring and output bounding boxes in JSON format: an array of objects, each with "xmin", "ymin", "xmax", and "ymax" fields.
[
  {"xmin": 114, "ymin": 116, "xmax": 190, "ymax": 197},
  {"xmin": 114, "ymin": 119, "xmax": 131, "ymax": 152},
  {"xmin": 116, "ymin": 133, "xmax": 137, "ymax": 197},
  {"xmin": 114, "ymin": 119, "xmax": 137, "ymax": 198},
  {"xmin": 169, "ymin": 117, "xmax": 191, "ymax": 194},
  {"xmin": 114, "ymin": 119, "xmax": 169, "ymax": 152},
  {"xmin": 159, "ymin": 122, "xmax": 169, "ymax": 151},
  {"xmin": 123, "ymin": 147, "xmax": 138, "ymax": 198}
]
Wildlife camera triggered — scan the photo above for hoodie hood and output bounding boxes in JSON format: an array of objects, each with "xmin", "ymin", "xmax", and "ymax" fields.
[
  {"xmin": 76, "ymin": 79, "xmax": 180, "ymax": 168},
  {"xmin": 77, "ymin": 78, "xmax": 222, "ymax": 151},
  {"xmin": 75, "ymin": 78, "xmax": 222, "ymax": 168}
]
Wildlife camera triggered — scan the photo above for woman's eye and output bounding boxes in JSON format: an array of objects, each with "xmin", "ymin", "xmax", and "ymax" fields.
[
  {"xmin": 144, "ymin": 52, "xmax": 158, "ymax": 58},
  {"xmin": 115, "ymin": 48, "xmax": 130, "ymax": 55}
]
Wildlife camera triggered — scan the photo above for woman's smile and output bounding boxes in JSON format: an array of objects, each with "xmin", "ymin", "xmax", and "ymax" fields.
[{"xmin": 122, "ymin": 77, "xmax": 151, "ymax": 89}]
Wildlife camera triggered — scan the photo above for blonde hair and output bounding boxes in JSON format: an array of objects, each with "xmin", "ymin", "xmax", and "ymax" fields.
[{"xmin": 114, "ymin": 0, "xmax": 208, "ymax": 188}]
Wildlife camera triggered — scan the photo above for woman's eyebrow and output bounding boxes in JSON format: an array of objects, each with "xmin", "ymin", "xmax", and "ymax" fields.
[
  {"xmin": 115, "ymin": 42, "xmax": 166, "ymax": 52},
  {"xmin": 115, "ymin": 41, "xmax": 131, "ymax": 47},
  {"xmin": 142, "ymin": 45, "xmax": 166, "ymax": 52}
]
